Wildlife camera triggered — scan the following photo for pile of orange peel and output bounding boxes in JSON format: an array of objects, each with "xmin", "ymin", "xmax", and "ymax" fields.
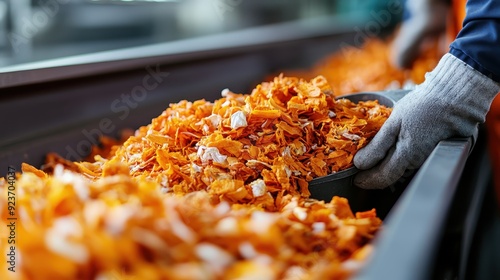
[
  {"xmin": 279, "ymin": 38, "xmax": 442, "ymax": 96},
  {"xmin": 1, "ymin": 75, "xmax": 391, "ymax": 280}
]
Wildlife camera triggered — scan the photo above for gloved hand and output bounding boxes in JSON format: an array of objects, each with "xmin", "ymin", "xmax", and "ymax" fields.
[
  {"xmin": 353, "ymin": 54, "xmax": 500, "ymax": 189},
  {"xmin": 392, "ymin": 0, "xmax": 450, "ymax": 68}
]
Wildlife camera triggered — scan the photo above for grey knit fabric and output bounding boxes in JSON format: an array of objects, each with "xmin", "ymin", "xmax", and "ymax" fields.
[{"xmin": 354, "ymin": 53, "xmax": 500, "ymax": 189}]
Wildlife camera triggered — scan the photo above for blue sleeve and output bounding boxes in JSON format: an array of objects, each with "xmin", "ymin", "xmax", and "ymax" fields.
[{"xmin": 449, "ymin": 0, "xmax": 500, "ymax": 83}]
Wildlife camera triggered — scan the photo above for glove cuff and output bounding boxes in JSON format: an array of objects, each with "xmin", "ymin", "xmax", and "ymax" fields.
[{"xmin": 419, "ymin": 53, "xmax": 500, "ymax": 117}]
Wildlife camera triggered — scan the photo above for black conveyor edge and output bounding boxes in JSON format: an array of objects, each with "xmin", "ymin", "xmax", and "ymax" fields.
[{"xmin": 354, "ymin": 138, "xmax": 472, "ymax": 280}]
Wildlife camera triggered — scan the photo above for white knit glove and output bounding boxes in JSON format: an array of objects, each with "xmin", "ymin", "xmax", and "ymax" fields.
[
  {"xmin": 354, "ymin": 54, "xmax": 500, "ymax": 189},
  {"xmin": 392, "ymin": 0, "xmax": 450, "ymax": 68}
]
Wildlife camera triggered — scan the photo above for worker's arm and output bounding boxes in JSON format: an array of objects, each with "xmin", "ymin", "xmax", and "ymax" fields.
[
  {"xmin": 392, "ymin": 0, "xmax": 450, "ymax": 68},
  {"xmin": 353, "ymin": 0, "xmax": 500, "ymax": 189},
  {"xmin": 450, "ymin": 0, "xmax": 500, "ymax": 83}
]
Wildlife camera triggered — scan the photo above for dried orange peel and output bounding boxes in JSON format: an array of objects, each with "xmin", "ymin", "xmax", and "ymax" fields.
[
  {"xmin": 1, "ymin": 75, "xmax": 391, "ymax": 280},
  {"xmin": 275, "ymin": 38, "xmax": 442, "ymax": 96},
  {"xmin": 86, "ymin": 75, "xmax": 392, "ymax": 206},
  {"xmin": 1, "ymin": 170, "xmax": 381, "ymax": 280}
]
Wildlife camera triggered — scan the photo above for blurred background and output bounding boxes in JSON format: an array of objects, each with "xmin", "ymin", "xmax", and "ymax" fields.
[{"xmin": 0, "ymin": 0, "xmax": 400, "ymax": 67}]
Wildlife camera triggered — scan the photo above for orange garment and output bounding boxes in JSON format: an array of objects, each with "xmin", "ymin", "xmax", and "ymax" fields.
[
  {"xmin": 487, "ymin": 97, "xmax": 500, "ymax": 205},
  {"xmin": 447, "ymin": 0, "xmax": 467, "ymax": 43},
  {"xmin": 449, "ymin": 0, "xmax": 500, "ymax": 203}
]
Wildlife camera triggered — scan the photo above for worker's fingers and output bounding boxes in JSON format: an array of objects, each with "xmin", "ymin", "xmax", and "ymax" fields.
[
  {"xmin": 354, "ymin": 116, "xmax": 400, "ymax": 170},
  {"xmin": 354, "ymin": 142, "xmax": 409, "ymax": 189}
]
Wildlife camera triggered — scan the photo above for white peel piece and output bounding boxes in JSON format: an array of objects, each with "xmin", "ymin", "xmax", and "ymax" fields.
[{"xmin": 230, "ymin": 111, "xmax": 248, "ymax": 129}]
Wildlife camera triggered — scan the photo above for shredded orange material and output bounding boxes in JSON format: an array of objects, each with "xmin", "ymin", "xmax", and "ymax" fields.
[
  {"xmin": 1, "ymin": 171, "xmax": 381, "ymax": 280},
  {"xmin": 1, "ymin": 75, "xmax": 391, "ymax": 280},
  {"xmin": 277, "ymin": 38, "xmax": 442, "ymax": 96},
  {"xmin": 70, "ymin": 75, "xmax": 390, "ymax": 205}
]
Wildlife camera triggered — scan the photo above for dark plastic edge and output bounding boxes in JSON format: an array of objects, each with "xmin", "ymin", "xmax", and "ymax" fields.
[
  {"xmin": 354, "ymin": 138, "xmax": 472, "ymax": 280},
  {"xmin": 337, "ymin": 92, "xmax": 396, "ymax": 107},
  {"xmin": 309, "ymin": 167, "xmax": 359, "ymax": 185}
]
